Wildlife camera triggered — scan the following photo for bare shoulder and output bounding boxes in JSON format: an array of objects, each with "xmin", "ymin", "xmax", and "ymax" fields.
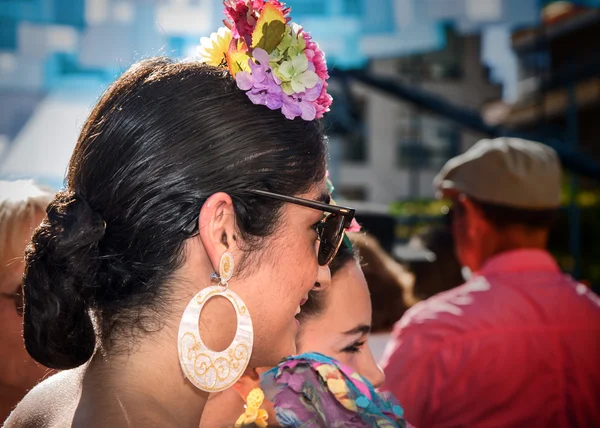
[
  {"xmin": 4, "ymin": 370, "xmax": 181, "ymax": 428},
  {"xmin": 73, "ymin": 394, "xmax": 182, "ymax": 428},
  {"xmin": 4, "ymin": 370, "xmax": 82, "ymax": 428}
]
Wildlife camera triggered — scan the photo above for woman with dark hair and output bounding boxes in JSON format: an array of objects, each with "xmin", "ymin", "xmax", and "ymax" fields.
[{"xmin": 5, "ymin": 2, "xmax": 355, "ymax": 427}]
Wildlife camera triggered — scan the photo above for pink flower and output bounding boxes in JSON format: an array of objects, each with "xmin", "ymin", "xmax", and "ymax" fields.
[
  {"xmin": 301, "ymin": 31, "xmax": 332, "ymax": 118},
  {"xmin": 347, "ymin": 218, "xmax": 361, "ymax": 233},
  {"xmin": 223, "ymin": 0, "xmax": 262, "ymax": 39},
  {"xmin": 315, "ymin": 88, "xmax": 333, "ymax": 119},
  {"xmin": 222, "ymin": 0, "xmax": 331, "ymax": 121},
  {"xmin": 303, "ymin": 32, "xmax": 329, "ymax": 82}
]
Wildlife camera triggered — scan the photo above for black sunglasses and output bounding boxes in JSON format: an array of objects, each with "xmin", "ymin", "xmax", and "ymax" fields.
[
  {"xmin": 183, "ymin": 189, "xmax": 356, "ymax": 266},
  {"xmin": 0, "ymin": 283, "xmax": 24, "ymax": 316}
]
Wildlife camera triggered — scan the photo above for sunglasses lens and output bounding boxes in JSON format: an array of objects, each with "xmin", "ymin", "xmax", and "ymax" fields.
[{"xmin": 317, "ymin": 214, "xmax": 345, "ymax": 266}]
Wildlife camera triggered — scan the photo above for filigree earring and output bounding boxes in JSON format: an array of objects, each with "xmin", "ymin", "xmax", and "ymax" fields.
[{"xmin": 177, "ymin": 251, "xmax": 253, "ymax": 392}]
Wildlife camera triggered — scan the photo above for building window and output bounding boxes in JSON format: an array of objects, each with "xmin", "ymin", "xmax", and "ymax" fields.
[
  {"xmin": 396, "ymin": 27, "xmax": 463, "ymax": 81},
  {"xmin": 339, "ymin": 95, "xmax": 368, "ymax": 162},
  {"xmin": 397, "ymin": 140, "xmax": 434, "ymax": 168},
  {"xmin": 338, "ymin": 186, "xmax": 367, "ymax": 201},
  {"xmin": 397, "ymin": 116, "xmax": 458, "ymax": 169},
  {"xmin": 342, "ymin": 131, "xmax": 367, "ymax": 162}
]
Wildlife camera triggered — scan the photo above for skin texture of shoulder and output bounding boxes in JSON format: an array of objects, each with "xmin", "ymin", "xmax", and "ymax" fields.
[
  {"xmin": 4, "ymin": 369, "xmax": 180, "ymax": 428},
  {"xmin": 4, "ymin": 370, "xmax": 81, "ymax": 428}
]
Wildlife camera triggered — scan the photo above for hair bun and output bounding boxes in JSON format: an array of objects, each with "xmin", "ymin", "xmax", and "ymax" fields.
[
  {"xmin": 48, "ymin": 191, "xmax": 106, "ymax": 253},
  {"xmin": 23, "ymin": 191, "xmax": 105, "ymax": 369}
]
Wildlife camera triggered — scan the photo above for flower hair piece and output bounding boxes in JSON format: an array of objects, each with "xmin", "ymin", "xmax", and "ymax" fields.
[{"xmin": 197, "ymin": 0, "xmax": 332, "ymax": 121}]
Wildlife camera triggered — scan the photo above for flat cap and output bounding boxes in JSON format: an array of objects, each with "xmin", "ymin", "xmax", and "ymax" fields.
[{"xmin": 434, "ymin": 137, "xmax": 562, "ymax": 209}]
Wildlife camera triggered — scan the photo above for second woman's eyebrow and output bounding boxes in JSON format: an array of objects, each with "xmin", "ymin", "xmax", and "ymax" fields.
[{"xmin": 342, "ymin": 325, "xmax": 370, "ymax": 336}]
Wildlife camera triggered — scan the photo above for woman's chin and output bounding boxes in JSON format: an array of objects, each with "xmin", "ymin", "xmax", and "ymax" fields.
[
  {"xmin": 258, "ymin": 320, "xmax": 299, "ymax": 367},
  {"xmin": 277, "ymin": 328, "xmax": 298, "ymax": 361}
]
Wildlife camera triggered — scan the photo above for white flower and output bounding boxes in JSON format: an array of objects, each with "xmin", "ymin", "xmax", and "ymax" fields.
[{"xmin": 197, "ymin": 27, "xmax": 232, "ymax": 67}]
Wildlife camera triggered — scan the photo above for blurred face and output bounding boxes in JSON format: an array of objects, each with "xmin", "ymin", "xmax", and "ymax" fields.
[
  {"xmin": 0, "ymin": 214, "xmax": 50, "ymax": 392},
  {"xmin": 451, "ymin": 198, "xmax": 470, "ymax": 268},
  {"xmin": 297, "ymin": 261, "xmax": 384, "ymax": 387},
  {"xmin": 451, "ymin": 196, "xmax": 498, "ymax": 272}
]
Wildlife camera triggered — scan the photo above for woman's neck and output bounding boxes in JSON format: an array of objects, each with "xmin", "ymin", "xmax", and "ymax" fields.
[{"xmin": 82, "ymin": 331, "xmax": 209, "ymax": 427}]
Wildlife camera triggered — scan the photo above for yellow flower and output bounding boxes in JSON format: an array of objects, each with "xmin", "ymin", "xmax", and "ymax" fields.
[
  {"xmin": 235, "ymin": 388, "xmax": 269, "ymax": 428},
  {"xmin": 246, "ymin": 388, "xmax": 265, "ymax": 410},
  {"xmin": 316, "ymin": 365, "xmax": 357, "ymax": 412},
  {"xmin": 197, "ymin": 27, "xmax": 232, "ymax": 67},
  {"xmin": 315, "ymin": 364, "xmax": 337, "ymax": 379}
]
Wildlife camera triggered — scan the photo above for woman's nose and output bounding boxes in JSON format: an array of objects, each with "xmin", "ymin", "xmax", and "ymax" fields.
[
  {"xmin": 368, "ymin": 363, "xmax": 385, "ymax": 389},
  {"xmin": 362, "ymin": 349, "xmax": 386, "ymax": 388}
]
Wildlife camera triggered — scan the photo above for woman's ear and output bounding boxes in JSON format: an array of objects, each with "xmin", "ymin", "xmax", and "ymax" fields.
[{"xmin": 198, "ymin": 192, "xmax": 238, "ymax": 272}]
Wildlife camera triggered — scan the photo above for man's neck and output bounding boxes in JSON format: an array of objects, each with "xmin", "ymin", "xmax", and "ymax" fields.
[{"xmin": 493, "ymin": 227, "xmax": 549, "ymax": 258}]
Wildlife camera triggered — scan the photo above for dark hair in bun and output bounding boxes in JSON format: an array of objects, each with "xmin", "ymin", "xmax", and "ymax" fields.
[{"xmin": 23, "ymin": 58, "xmax": 326, "ymax": 369}]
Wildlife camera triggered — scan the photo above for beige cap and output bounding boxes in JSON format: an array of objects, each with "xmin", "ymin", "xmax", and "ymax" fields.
[{"xmin": 434, "ymin": 137, "xmax": 562, "ymax": 209}]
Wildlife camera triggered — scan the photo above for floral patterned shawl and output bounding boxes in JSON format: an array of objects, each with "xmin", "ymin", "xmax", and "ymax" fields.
[{"xmin": 260, "ymin": 353, "xmax": 407, "ymax": 427}]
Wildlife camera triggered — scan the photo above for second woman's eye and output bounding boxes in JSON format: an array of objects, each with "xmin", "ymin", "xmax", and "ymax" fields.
[{"xmin": 341, "ymin": 341, "xmax": 366, "ymax": 354}]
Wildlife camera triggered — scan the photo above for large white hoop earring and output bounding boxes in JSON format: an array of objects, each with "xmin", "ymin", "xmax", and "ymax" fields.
[{"xmin": 177, "ymin": 251, "xmax": 253, "ymax": 392}]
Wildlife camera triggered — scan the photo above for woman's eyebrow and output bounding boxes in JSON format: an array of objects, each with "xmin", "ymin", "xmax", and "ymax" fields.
[{"xmin": 342, "ymin": 325, "xmax": 371, "ymax": 336}]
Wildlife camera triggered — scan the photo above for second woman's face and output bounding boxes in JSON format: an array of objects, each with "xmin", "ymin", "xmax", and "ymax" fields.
[{"xmin": 296, "ymin": 261, "xmax": 385, "ymax": 387}]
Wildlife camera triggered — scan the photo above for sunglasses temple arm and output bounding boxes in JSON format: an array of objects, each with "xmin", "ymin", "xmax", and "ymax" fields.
[{"xmin": 342, "ymin": 210, "xmax": 356, "ymax": 229}]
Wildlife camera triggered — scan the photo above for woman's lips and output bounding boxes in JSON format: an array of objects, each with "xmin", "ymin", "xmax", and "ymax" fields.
[{"xmin": 295, "ymin": 294, "xmax": 309, "ymax": 316}]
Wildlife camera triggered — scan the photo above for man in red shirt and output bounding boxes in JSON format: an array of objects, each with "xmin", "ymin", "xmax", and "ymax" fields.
[{"xmin": 380, "ymin": 138, "xmax": 600, "ymax": 427}]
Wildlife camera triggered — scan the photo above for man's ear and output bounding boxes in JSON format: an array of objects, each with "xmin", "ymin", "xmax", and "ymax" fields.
[{"xmin": 461, "ymin": 195, "xmax": 491, "ymax": 235}]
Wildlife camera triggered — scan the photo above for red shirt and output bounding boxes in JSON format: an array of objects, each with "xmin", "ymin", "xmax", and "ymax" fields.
[{"xmin": 380, "ymin": 249, "xmax": 600, "ymax": 427}]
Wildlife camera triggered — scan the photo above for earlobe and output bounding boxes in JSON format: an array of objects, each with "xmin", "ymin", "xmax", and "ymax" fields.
[{"xmin": 231, "ymin": 368, "xmax": 261, "ymax": 399}]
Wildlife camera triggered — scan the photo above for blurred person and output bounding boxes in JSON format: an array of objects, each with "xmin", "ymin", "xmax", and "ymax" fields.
[
  {"xmin": 404, "ymin": 225, "xmax": 464, "ymax": 301},
  {"xmin": 5, "ymin": 2, "xmax": 354, "ymax": 426},
  {"xmin": 0, "ymin": 180, "xmax": 54, "ymax": 421},
  {"xmin": 380, "ymin": 137, "xmax": 600, "ymax": 427},
  {"xmin": 351, "ymin": 232, "xmax": 413, "ymax": 332}
]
